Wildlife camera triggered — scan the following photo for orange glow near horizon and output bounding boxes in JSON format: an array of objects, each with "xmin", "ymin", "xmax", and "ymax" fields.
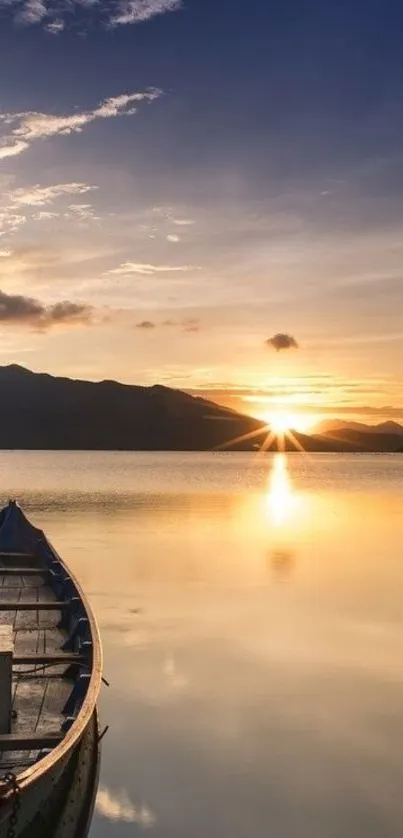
[{"xmin": 260, "ymin": 411, "xmax": 317, "ymax": 434}]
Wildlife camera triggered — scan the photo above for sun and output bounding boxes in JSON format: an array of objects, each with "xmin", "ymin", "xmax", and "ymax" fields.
[
  {"xmin": 263, "ymin": 411, "xmax": 314, "ymax": 434},
  {"xmin": 269, "ymin": 413, "xmax": 293, "ymax": 434}
]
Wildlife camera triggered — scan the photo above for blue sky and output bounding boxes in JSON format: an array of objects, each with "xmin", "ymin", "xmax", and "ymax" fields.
[{"xmin": 0, "ymin": 0, "xmax": 403, "ymax": 422}]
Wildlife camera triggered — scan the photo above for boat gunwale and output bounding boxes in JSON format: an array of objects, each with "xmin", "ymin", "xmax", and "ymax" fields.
[{"xmin": 0, "ymin": 511, "xmax": 103, "ymax": 803}]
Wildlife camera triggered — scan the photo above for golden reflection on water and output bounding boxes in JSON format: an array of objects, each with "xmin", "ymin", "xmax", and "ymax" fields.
[
  {"xmin": 265, "ymin": 453, "xmax": 302, "ymax": 580},
  {"xmin": 266, "ymin": 452, "xmax": 296, "ymax": 527},
  {"xmin": 1, "ymin": 453, "xmax": 403, "ymax": 837}
]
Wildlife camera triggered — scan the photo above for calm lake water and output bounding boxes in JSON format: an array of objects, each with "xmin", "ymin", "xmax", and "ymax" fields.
[{"xmin": 1, "ymin": 451, "xmax": 403, "ymax": 837}]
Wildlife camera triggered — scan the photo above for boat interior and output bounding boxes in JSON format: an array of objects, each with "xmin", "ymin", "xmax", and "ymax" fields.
[{"xmin": 0, "ymin": 503, "xmax": 96, "ymax": 779}]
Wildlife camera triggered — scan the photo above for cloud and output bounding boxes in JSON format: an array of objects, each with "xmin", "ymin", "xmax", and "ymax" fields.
[
  {"xmin": 183, "ymin": 317, "xmax": 200, "ymax": 332},
  {"xmin": 8, "ymin": 182, "xmax": 95, "ymax": 207},
  {"xmin": 0, "ymin": 211, "xmax": 26, "ymax": 237},
  {"xmin": 152, "ymin": 207, "xmax": 195, "ymax": 227},
  {"xmin": 172, "ymin": 218, "xmax": 195, "ymax": 226},
  {"xmin": 96, "ymin": 786, "xmax": 155, "ymax": 826},
  {"xmin": 0, "ymin": 288, "xmax": 92, "ymax": 330},
  {"xmin": 66, "ymin": 203, "xmax": 98, "ymax": 221},
  {"xmin": 0, "ymin": 0, "xmax": 181, "ymax": 30},
  {"xmin": 266, "ymin": 333, "xmax": 299, "ymax": 352},
  {"xmin": 136, "ymin": 317, "xmax": 200, "ymax": 331},
  {"xmin": 0, "ymin": 140, "xmax": 29, "ymax": 160},
  {"xmin": 109, "ymin": 0, "xmax": 182, "ymax": 26},
  {"xmin": 136, "ymin": 320, "xmax": 156, "ymax": 329},
  {"xmin": 0, "ymin": 249, "xmax": 13, "ymax": 257},
  {"xmin": 167, "ymin": 234, "xmax": 180, "ymax": 243},
  {"xmin": 107, "ymin": 262, "xmax": 200, "ymax": 276},
  {"xmin": 0, "ymin": 181, "xmax": 96, "ymax": 242},
  {"xmin": 0, "ymin": 90, "xmax": 161, "ymax": 160},
  {"xmin": 33, "ymin": 211, "xmax": 59, "ymax": 221},
  {"xmin": 15, "ymin": 0, "xmax": 47, "ymax": 23},
  {"xmin": 45, "ymin": 18, "xmax": 64, "ymax": 32}
]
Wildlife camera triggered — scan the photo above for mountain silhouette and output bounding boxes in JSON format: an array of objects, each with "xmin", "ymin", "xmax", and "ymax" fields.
[
  {"xmin": 0, "ymin": 366, "xmax": 402, "ymax": 452},
  {"xmin": 314, "ymin": 418, "xmax": 403, "ymax": 436}
]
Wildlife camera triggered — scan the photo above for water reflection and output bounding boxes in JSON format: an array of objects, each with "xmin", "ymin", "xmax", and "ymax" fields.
[
  {"xmin": 96, "ymin": 786, "xmax": 156, "ymax": 827},
  {"xmin": 266, "ymin": 453, "xmax": 294, "ymax": 527},
  {"xmin": 1, "ymin": 453, "xmax": 403, "ymax": 838},
  {"xmin": 270, "ymin": 548, "xmax": 294, "ymax": 581},
  {"xmin": 266, "ymin": 453, "xmax": 297, "ymax": 580}
]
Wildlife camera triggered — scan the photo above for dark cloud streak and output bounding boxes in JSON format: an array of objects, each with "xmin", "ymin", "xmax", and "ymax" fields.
[
  {"xmin": 136, "ymin": 317, "xmax": 200, "ymax": 332},
  {"xmin": 0, "ymin": 289, "xmax": 92, "ymax": 330}
]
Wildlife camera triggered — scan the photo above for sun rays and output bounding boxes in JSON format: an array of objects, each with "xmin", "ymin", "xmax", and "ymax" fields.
[{"xmin": 216, "ymin": 411, "xmax": 310, "ymax": 454}]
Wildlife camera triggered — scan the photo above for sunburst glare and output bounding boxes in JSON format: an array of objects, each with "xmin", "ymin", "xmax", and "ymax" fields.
[{"xmin": 264, "ymin": 411, "xmax": 314, "ymax": 434}]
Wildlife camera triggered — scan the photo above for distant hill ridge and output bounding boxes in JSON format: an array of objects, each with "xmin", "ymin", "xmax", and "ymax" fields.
[
  {"xmin": 0, "ymin": 365, "xmax": 402, "ymax": 452},
  {"xmin": 314, "ymin": 418, "xmax": 403, "ymax": 436},
  {"xmin": 0, "ymin": 364, "xmax": 266, "ymax": 451}
]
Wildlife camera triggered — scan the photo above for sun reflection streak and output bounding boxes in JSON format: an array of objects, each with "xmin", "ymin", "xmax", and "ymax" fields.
[{"xmin": 266, "ymin": 453, "xmax": 298, "ymax": 527}]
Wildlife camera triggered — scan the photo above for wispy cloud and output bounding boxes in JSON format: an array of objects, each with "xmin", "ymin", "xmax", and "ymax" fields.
[
  {"xmin": 0, "ymin": 288, "xmax": 93, "ymax": 330},
  {"xmin": 183, "ymin": 317, "xmax": 200, "ymax": 332},
  {"xmin": 152, "ymin": 206, "xmax": 195, "ymax": 227},
  {"xmin": 96, "ymin": 786, "xmax": 156, "ymax": 826},
  {"xmin": 15, "ymin": 0, "xmax": 47, "ymax": 23},
  {"xmin": 65, "ymin": 203, "xmax": 99, "ymax": 221},
  {"xmin": 33, "ymin": 211, "xmax": 59, "ymax": 221},
  {"xmin": 0, "ymin": 90, "xmax": 161, "ymax": 160},
  {"xmin": 0, "ymin": 0, "xmax": 181, "ymax": 30},
  {"xmin": 0, "ymin": 181, "xmax": 97, "ymax": 242},
  {"xmin": 9, "ymin": 182, "xmax": 96, "ymax": 207},
  {"xmin": 0, "ymin": 140, "xmax": 29, "ymax": 160},
  {"xmin": 109, "ymin": 0, "xmax": 181, "ymax": 26},
  {"xmin": 108, "ymin": 261, "xmax": 200, "ymax": 275},
  {"xmin": 135, "ymin": 317, "xmax": 200, "ymax": 331},
  {"xmin": 172, "ymin": 217, "xmax": 195, "ymax": 226},
  {"xmin": 45, "ymin": 18, "xmax": 64, "ymax": 33},
  {"xmin": 0, "ymin": 210, "xmax": 26, "ymax": 238}
]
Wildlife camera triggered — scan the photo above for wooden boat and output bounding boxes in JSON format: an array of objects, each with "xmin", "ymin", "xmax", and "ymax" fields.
[{"xmin": 0, "ymin": 501, "xmax": 103, "ymax": 837}]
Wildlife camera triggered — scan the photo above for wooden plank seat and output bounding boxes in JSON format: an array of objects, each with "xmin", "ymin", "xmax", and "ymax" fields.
[
  {"xmin": 13, "ymin": 653, "xmax": 86, "ymax": 665},
  {"xmin": 0, "ymin": 733, "xmax": 63, "ymax": 751},
  {"xmin": 0, "ymin": 552, "xmax": 42, "ymax": 570},
  {"xmin": 0, "ymin": 567, "xmax": 49, "ymax": 576},
  {"xmin": 0, "ymin": 601, "xmax": 70, "ymax": 611}
]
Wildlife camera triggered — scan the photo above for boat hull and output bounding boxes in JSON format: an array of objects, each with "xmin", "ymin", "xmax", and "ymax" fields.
[
  {"xmin": 0, "ymin": 502, "xmax": 103, "ymax": 837},
  {"xmin": 0, "ymin": 710, "xmax": 100, "ymax": 838}
]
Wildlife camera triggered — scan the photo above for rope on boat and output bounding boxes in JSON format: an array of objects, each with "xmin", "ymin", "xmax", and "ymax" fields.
[
  {"xmin": 13, "ymin": 663, "xmax": 111, "ymax": 687},
  {"xmin": 14, "ymin": 662, "xmax": 74, "ymax": 676},
  {"xmin": 14, "ymin": 660, "xmax": 91, "ymax": 677}
]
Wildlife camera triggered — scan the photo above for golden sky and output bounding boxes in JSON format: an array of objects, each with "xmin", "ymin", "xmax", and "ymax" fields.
[{"xmin": 0, "ymin": 1, "xmax": 402, "ymax": 426}]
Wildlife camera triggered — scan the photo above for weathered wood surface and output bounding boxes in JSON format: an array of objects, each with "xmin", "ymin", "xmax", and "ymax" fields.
[
  {"xmin": 0, "ymin": 627, "xmax": 13, "ymax": 734},
  {"xmin": 0, "ymin": 600, "xmax": 70, "ymax": 611},
  {"xmin": 13, "ymin": 653, "xmax": 85, "ymax": 665},
  {"xmin": 0, "ymin": 602, "xmax": 69, "ymax": 611},
  {"xmin": 0, "ymin": 569, "xmax": 49, "ymax": 576},
  {"xmin": 0, "ymin": 734, "xmax": 63, "ymax": 751},
  {"xmin": 0, "ymin": 571, "xmax": 73, "ymax": 775}
]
